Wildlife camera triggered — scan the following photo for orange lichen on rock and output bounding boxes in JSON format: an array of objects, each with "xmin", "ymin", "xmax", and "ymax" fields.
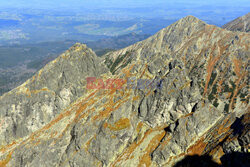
[
  {"xmin": 233, "ymin": 58, "xmax": 242, "ymax": 77},
  {"xmin": 61, "ymin": 53, "xmax": 70, "ymax": 59},
  {"xmin": 38, "ymin": 69, "xmax": 43, "ymax": 79},
  {"xmin": 0, "ymin": 151, "xmax": 12, "ymax": 167},
  {"xmin": 209, "ymin": 146, "xmax": 225, "ymax": 164},
  {"xmin": 92, "ymin": 90, "xmax": 130, "ymax": 121},
  {"xmin": 85, "ymin": 136, "xmax": 96, "ymax": 152},
  {"xmin": 139, "ymin": 64, "xmax": 148, "ymax": 79},
  {"xmin": 50, "ymin": 131, "xmax": 58, "ymax": 138},
  {"xmin": 111, "ymin": 129, "xmax": 155, "ymax": 166},
  {"xmin": 111, "ymin": 135, "xmax": 117, "ymax": 139},
  {"xmin": 111, "ymin": 126, "xmax": 166, "ymax": 167},
  {"xmin": 24, "ymin": 91, "xmax": 98, "ymax": 145},
  {"xmin": 0, "ymin": 141, "xmax": 17, "ymax": 153},
  {"xmin": 136, "ymin": 122, "xmax": 144, "ymax": 133},
  {"xmin": 122, "ymin": 64, "xmax": 136, "ymax": 79},
  {"xmin": 182, "ymin": 112, "xmax": 194, "ymax": 118},
  {"xmin": 203, "ymin": 54, "xmax": 220, "ymax": 96},
  {"xmin": 206, "ymin": 25, "xmax": 217, "ymax": 39},
  {"xmin": 31, "ymin": 75, "xmax": 36, "ymax": 83},
  {"xmin": 138, "ymin": 131, "xmax": 166, "ymax": 167},
  {"xmin": 91, "ymin": 64, "xmax": 135, "ymax": 121},
  {"xmin": 132, "ymin": 95, "xmax": 140, "ymax": 101},
  {"xmin": 229, "ymin": 58, "xmax": 247, "ymax": 109},
  {"xmin": 22, "ymin": 87, "xmax": 55, "ymax": 97},
  {"xmin": 92, "ymin": 105, "xmax": 114, "ymax": 121},
  {"xmin": 32, "ymin": 140, "xmax": 41, "ymax": 147},
  {"xmin": 216, "ymin": 116, "xmax": 232, "ymax": 135},
  {"xmin": 158, "ymin": 134, "xmax": 172, "ymax": 151},
  {"xmin": 56, "ymin": 92, "xmax": 98, "ymax": 139},
  {"xmin": 42, "ymin": 109, "xmax": 72, "ymax": 132},
  {"xmin": 105, "ymin": 118, "xmax": 131, "ymax": 131},
  {"xmin": 217, "ymin": 79, "xmax": 224, "ymax": 93},
  {"xmin": 187, "ymin": 136, "xmax": 207, "ymax": 156},
  {"xmin": 74, "ymin": 100, "xmax": 95, "ymax": 122}
]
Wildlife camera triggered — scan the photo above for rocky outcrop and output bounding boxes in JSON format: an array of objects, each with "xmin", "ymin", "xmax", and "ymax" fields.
[
  {"xmin": 222, "ymin": 13, "xmax": 250, "ymax": 32},
  {"xmin": 0, "ymin": 43, "xmax": 108, "ymax": 145},
  {"xmin": 0, "ymin": 16, "xmax": 249, "ymax": 167}
]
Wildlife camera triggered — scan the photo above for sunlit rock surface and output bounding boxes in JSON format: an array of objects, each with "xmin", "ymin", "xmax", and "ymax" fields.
[
  {"xmin": 222, "ymin": 12, "xmax": 250, "ymax": 32},
  {"xmin": 0, "ymin": 16, "xmax": 249, "ymax": 167}
]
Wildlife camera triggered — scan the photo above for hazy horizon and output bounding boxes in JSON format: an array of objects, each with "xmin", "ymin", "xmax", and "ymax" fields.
[
  {"xmin": 0, "ymin": 0, "xmax": 249, "ymax": 9},
  {"xmin": 0, "ymin": 0, "xmax": 248, "ymax": 47}
]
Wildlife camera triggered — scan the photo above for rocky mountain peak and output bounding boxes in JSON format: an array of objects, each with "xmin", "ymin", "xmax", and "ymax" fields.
[
  {"xmin": 68, "ymin": 43, "xmax": 88, "ymax": 51},
  {"xmin": 0, "ymin": 42, "xmax": 108, "ymax": 145},
  {"xmin": 0, "ymin": 15, "xmax": 249, "ymax": 167},
  {"xmin": 175, "ymin": 15, "xmax": 205, "ymax": 26},
  {"xmin": 222, "ymin": 12, "xmax": 250, "ymax": 32}
]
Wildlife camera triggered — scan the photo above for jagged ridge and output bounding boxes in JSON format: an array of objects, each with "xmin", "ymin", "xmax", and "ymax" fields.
[
  {"xmin": 222, "ymin": 13, "xmax": 250, "ymax": 32},
  {"xmin": 0, "ymin": 16, "xmax": 249, "ymax": 167}
]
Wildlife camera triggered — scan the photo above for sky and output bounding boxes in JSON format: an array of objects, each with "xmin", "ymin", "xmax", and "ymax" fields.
[
  {"xmin": 0, "ymin": 0, "xmax": 248, "ymax": 24},
  {"xmin": 0, "ymin": 0, "xmax": 249, "ymax": 9}
]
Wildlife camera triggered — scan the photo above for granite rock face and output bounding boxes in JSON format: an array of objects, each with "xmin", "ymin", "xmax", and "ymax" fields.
[
  {"xmin": 222, "ymin": 13, "xmax": 250, "ymax": 32},
  {"xmin": 0, "ymin": 44, "xmax": 108, "ymax": 145},
  {"xmin": 0, "ymin": 16, "xmax": 249, "ymax": 167}
]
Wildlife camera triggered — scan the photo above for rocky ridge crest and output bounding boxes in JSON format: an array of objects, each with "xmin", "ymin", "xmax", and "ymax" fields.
[
  {"xmin": 0, "ymin": 16, "xmax": 249, "ymax": 166},
  {"xmin": 222, "ymin": 13, "xmax": 250, "ymax": 32}
]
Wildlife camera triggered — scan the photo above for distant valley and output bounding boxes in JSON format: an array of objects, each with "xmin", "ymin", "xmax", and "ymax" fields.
[
  {"xmin": 0, "ymin": 7, "xmax": 249, "ymax": 96},
  {"xmin": 0, "ymin": 8, "xmax": 177, "ymax": 46},
  {"xmin": 0, "ymin": 33, "xmax": 149, "ymax": 95},
  {"xmin": 0, "ymin": 14, "xmax": 249, "ymax": 166}
]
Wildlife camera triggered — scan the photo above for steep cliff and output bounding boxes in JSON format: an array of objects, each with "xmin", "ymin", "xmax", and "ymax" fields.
[{"xmin": 0, "ymin": 16, "xmax": 249, "ymax": 167}]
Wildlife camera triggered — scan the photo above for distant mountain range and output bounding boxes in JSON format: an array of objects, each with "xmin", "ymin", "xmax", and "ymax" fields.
[
  {"xmin": 0, "ymin": 33, "xmax": 149, "ymax": 96},
  {"xmin": 0, "ymin": 14, "xmax": 249, "ymax": 166},
  {"xmin": 0, "ymin": 8, "xmax": 177, "ymax": 46},
  {"xmin": 0, "ymin": 5, "xmax": 249, "ymax": 46}
]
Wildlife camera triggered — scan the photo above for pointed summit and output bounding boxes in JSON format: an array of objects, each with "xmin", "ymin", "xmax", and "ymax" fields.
[
  {"xmin": 178, "ymin": 15, "xmax": 206, "ymax": 24},
  {"xmin": 103, "ymin": 16, "xmax": 209, "ymax": 74},
  {"xmin": 68, "ymin": 43, "xmax": 88, "ymax": 52},
  {"xmin": 161, "ymin": 15, "xmax": 206, "ymax": 35},
  {"xmin": 0, "ymin": 42, "xmax": 108, "ymax": 144},
  {"xmin": 164, "ymin": 15, "xmax": 206, "ymax": 30},
  {"xmin": 0, "ymin": 15, "xmax": 249, "ymax": 167}
]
